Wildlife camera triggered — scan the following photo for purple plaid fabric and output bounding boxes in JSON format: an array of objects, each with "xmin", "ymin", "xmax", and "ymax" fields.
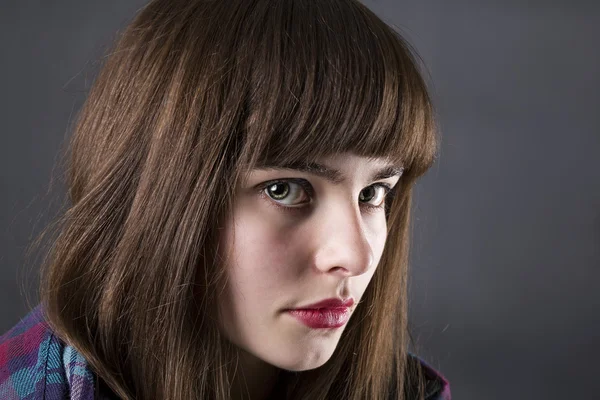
[
  {"xmin": 416, "ymin": 356, "xmax": 451, "ymax": 400},
  {"xmin": 0, "ymin": 305, "xmax": 96, "ymax": 399},
  {"xmin": 0, "ymin": 305, "xmax": 450, "ymax": 399}
]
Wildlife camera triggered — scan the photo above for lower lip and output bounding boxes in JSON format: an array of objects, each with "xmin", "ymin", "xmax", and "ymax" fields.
[{"xmin": 286, "ymin": 307, "xmax": 351, "ymax": 329}]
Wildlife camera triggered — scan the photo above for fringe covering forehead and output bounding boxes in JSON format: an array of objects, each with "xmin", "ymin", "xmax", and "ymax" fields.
[{"xmin": 229, "ymin": 0, "xmax": 437, "ymax": 177}]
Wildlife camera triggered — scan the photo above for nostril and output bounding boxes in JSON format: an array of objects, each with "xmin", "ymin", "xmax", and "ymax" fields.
[{"xmin": 329, "ymin": 266, "xmax": 349, "ymax": 274}]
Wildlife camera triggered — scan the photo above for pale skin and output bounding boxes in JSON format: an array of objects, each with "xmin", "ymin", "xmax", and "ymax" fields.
[{"xmin": 218, "ymin": 152, "xmax": 403, "ymax": 400}]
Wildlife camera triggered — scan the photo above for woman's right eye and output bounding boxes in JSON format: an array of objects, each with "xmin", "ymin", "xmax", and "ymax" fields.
[{"xmin": 258, "ymin": 179, "xmax": 313, "ymax": 208}]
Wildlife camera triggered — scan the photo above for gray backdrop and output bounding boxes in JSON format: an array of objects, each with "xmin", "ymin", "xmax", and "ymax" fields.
[{"xmin": 1, "ymin": 1, "xmax": 598, "ymax": 399}]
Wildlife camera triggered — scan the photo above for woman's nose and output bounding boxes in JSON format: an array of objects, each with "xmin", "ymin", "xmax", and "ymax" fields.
[{"xmin": 312, "ymin": 204, "xmax": 374, "ymax": 277}]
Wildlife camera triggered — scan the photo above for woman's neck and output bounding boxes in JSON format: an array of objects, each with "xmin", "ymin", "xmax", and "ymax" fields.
[{"xmin": 230, "ymin": 349, "xmax": 281, "ymax": 400}]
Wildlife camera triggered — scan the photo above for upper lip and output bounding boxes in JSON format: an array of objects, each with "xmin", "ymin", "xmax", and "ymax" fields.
[{"xmin": 291, "ymin": 298, "xmax": 354, "ymax": 310}]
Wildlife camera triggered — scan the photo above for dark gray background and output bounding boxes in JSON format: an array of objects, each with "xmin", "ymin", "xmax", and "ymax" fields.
[{"xmin": 1, "ymin": 1, "xmax": 598, "ymax": 399}]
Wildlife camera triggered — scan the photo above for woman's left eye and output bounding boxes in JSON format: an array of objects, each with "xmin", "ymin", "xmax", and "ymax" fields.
[
  {"xmin": 358, "ymin": 184, "xmax": 392, "ymax": 209},
  {"xmin": 257, "ymin": 179, "xmax": 392, "ymax": 213}
]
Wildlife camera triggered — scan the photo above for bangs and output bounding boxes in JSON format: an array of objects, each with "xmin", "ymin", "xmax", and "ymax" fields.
[{"xmin": 236, "ymin": 0, "xmax": 437, "ymax": 177}]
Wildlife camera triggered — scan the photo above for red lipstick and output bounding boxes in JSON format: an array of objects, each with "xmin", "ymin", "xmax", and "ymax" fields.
[{"xmin": 286, "ymin": 298, "xmax": 354, "ymax": 329}]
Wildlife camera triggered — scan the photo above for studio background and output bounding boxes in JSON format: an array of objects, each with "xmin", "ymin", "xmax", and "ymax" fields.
[{"xmin": 1, "ymin": 1, "xmax": 598, "ymax": 399}]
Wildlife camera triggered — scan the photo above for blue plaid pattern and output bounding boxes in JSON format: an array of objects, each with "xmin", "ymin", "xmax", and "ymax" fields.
[{"xmin": 0, "ymin": 306, "xmax": 96, "ymax": 399}]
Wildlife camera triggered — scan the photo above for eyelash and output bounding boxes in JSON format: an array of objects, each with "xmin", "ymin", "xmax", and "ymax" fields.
[{"xmin": 256, "ymin": 178, "xmax": 394, "ymax": 214}]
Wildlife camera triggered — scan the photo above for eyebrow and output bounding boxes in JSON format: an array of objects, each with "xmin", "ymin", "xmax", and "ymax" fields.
[{"xmin": 256, "ymin": 161, "xmax": 404, "ymax": 185}]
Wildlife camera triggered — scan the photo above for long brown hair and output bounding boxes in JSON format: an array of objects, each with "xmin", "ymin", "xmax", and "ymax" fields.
[{"xmin": 37, "ymin": 0, "xmax": 437, "ymax": 398}]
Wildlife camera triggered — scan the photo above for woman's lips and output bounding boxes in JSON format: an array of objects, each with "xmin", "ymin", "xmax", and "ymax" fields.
[
  {"xmin": 287, "ymin": 307, "xmax": 351, "ymax": 328},
  {"xmin": 286, "ymin": 298, "xmax": 354, "ymax": 329}
]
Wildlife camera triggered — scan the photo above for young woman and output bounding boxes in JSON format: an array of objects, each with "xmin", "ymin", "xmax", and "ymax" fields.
[{"xmin": 0, "ymin": 0, "xmax": 450, "ymax": 399}]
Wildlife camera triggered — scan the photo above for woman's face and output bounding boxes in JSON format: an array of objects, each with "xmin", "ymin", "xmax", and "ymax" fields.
[{"xmin": 218, "ymin": 152, "xmax": 402, "ymax": 372}]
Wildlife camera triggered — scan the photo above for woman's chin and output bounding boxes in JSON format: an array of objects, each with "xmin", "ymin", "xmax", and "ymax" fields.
[{"xmin": 265, "ymin": 345, "xmax": 336, "ymax": 372}]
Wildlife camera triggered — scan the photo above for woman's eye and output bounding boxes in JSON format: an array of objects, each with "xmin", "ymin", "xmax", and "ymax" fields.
[
  {"xmin": 262, "ymin": 179, "xmax": 312, "ymax": 206},
  {"xmin": 259, "ymin": 179, "xmax": 392, "ymax": 212},
  {"xmin": 359, "ymin": 184, "xmax": 391, "ymax": 209}
]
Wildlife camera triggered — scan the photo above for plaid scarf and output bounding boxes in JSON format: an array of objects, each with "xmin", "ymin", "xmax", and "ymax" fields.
[{"xmin": 0, "ymin": 305, "xmax": 96, "ymax": 399}]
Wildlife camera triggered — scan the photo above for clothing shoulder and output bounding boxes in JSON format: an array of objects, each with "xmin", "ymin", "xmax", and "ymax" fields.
[
  {"xmin": 0, "ymin": 305, "xmax": 97, "ymax": 400},
  {"xmin": 402, "ymin": 353, "xmax": 451, "ymax": 400}
]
